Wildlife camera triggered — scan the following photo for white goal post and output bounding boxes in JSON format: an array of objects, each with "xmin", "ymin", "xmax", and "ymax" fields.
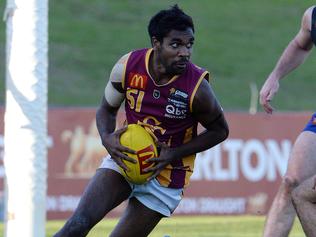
[{"xmin": 3, "ymin": 0, "xmax": 48, "ymax": 236}]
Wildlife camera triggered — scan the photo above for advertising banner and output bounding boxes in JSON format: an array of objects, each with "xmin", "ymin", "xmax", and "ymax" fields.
[{"xmin": 0, "ymin": 107, "xmax": 311, "ymax": 219}]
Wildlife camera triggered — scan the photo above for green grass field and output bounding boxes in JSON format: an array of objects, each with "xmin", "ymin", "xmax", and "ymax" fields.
[
  {"xmin": 0, "ymin": 216, "xmax": 305, "ymax": 237},
  {"xmin": 0, "ymin": 214, "xmax": 305, "ymax": 236},
  {"xmin": 0, "ymin": 0, "xmax": 315, "ymax": 110},
  {"xmin": 0, "ymin": 215, "xmax": 305, "ymax": 236},
  {"xmin": 44, "ymin": 216, "xmax": 304, "ymax": 237},
  {"xmin": 0, "ymin": 216, "xmax": 293, "ymax": 237}
]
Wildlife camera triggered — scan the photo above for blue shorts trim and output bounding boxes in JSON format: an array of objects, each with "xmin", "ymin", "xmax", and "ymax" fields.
[{"xmin": 303, "ymin": 113, "xmax": 316, "ymax": 133}]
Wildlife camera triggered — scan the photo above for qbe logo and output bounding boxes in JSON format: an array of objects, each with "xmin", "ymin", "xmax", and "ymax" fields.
[{"xmin": 165, "ymin": 104, "xmax": 187, "ymax": 119}]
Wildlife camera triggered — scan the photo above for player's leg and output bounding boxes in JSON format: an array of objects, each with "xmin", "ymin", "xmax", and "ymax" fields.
[
  {"xmin": 110, "ymin": 177, "xmax": 182, "ymax": 237},
  {"xmin": 53, "ymin": 168, "xmax": 131, "ymax": 237},
  {"xmin": 263, "ymin": 131, "xmax": 316, "ymax": 237},
  {"xmin": 292, "ymin": 175, "xmax": 316, "ymax": 236},
  {"xmin": 109, "ymin": 197, "xmax": 163, "ymax": 237}
]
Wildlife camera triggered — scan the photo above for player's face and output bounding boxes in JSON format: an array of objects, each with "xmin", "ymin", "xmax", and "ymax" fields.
[{"xmin": 156, "ymin": 28, "xmax": 194, "ymax": 75}]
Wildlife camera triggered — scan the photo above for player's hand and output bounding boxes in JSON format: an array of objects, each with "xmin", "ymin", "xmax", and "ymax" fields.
[
  {"xmin": 101, "ymin": 126, "xmax": 137, "ymax": 171},
  {"xmin": 259, "ymin": 76, "xmax": 279, "ymax": 114},
  {"xmin": 143, "ymin": 141, "xmax": 174, "ymax": 181}
]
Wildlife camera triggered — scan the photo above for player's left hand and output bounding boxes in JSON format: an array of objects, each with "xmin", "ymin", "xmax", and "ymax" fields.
[{"xmin": 143, "ymin": 141, "xmax": 174, "ymax": 181}]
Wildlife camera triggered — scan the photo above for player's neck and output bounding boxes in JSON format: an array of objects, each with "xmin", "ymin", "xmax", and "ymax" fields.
[{"xmin": 149, "ymin": 52, "xmax": 175, "ymax": 85}]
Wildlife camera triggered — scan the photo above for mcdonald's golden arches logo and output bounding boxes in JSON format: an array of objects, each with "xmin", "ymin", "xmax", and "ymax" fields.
[{"xmin": 128, "ymin": 72, "xmax": 148, "ymax": 90}]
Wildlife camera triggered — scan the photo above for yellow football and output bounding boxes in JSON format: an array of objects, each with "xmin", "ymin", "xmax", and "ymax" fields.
[{"xmin": 119, "ymin": 124, "xmax": 157, "ymax": 184}]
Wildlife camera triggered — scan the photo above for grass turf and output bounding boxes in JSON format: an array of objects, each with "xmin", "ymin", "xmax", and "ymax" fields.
[{"xmin": 44, "ymin": 216, "xmax": 304, "ymax": 237}]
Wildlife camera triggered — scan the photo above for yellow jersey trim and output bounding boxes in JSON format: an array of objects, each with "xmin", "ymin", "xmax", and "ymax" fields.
[
  {"xmin": 189, "ymin": 71, "xmax": 210, "ymax": 112},
  {"xmin": 121, "ymin": 53, "xmax": 131, "ymax": 90},
  {"xmin": 145, "ymin": 48, "xmax": 179, "ymax": 87}
]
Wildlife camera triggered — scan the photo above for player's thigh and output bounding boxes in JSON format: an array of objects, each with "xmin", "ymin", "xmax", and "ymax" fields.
[
  {"xmin": 293, "ymin": 175, "xmax": 316, "ymax": 202},
  {"xmin": 286, "ymin": 131, "xmax": 316, "ymax": 181},
  {"xmin": 74, "ymin": 168, "xmax": 131, "ymax": 222},
  {"xmin": 110, "ymin": 197, "xmax": 163, "ymax": 237}
]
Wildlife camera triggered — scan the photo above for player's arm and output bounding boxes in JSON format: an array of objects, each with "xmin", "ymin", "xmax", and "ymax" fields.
[
  {"xmin": 268, "ymin": 7, "xmax": 313, "ymax": 78},
  {"xmin": 173, "ymin": 79, "xmax": 229, "ymax": 155},
  {"xmin": 96, "ymin": 53, "xmax": 136, "ymax": 170},
  {"xmin": 260, "ymin": 7, "xmax": 314, "ymax": 113},
  {"xmin": 145, "ymin": 79, "xmax": 229, "ymax": 179}
]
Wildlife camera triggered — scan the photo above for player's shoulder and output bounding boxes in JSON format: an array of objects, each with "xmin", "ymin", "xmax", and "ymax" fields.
[
  {"xmin": 109, "ymin": 52, "xmax": 132, "ymax": 83},
  {"xmin": 117, "ymin": 52, "xmax": 132, "ymax": 65},
  {"xmin": 304, "ymin": 5, "xmax": 315, "ymax": 15},
  {"xmin": 301, "ymin": 6, "xmax": 315, "ymax": 31},
  {"xmin": 303, "ymin": 6, "xmax": 315, "ymax": 20},
  {"xmin": 189, "ymin": 62, "xmax": 205, "ymax": 73},
  {"xmin": 131, "ymin": 48, "xmax": 150, "ymax": 53},
  {"xmin": 189, "ymin": 62, "xmax": 210, "ymax": 81},
  {"xmin": 118, "ymin": 48, "xmax": 150, "ymax": 64}
]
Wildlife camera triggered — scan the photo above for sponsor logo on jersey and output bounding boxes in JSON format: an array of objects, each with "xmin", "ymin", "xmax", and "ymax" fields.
[
  {"xmin": 128, "ymin": 73, "xmax": 148, "ymax": 90},
  {"xmin": 165, "ymin": 88, "xmax": 189, "ymax": 119},
  {"xmin": 174, "ymin": 89, "xmax": 188, "ymax": 99}
]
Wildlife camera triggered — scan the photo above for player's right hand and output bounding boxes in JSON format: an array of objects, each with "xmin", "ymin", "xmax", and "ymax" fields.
[
  {"xmin": 259, "ymin": 76, "xmax": 280, "ymax": 114},
  {"xmin": 144, "ymin": 141, "xmax": 174, "ymax": 181},
  {"xmin": 101, "ymin": 126, "xmax": 137, "ymax": 171}
]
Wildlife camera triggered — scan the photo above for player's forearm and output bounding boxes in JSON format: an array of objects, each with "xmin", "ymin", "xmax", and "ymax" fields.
[
  {"xmin": 171, "ymin": 121, "xmax": 229, "ymax": 160},
  {"xmin": 272, "ymin": 39, "xmax": 311, "ymax": 80},
  {"xmin": 96, "ymin": 97, "xmax": 119, "ymax": 141}
]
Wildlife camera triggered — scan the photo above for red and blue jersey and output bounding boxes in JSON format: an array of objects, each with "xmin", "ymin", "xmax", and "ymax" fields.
[{"xmin": 122, "ymin": 48, "xmax": 209, "ymax": 188}]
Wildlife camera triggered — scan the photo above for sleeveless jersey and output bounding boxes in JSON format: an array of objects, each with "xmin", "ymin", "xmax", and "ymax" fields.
[
  {"xmin": 122, "ymin": 48, "xmax": 209, "ymax": 188},
  {"xmin": 312, "ymin": 7, "xmax": 316, "ymax": 45}
]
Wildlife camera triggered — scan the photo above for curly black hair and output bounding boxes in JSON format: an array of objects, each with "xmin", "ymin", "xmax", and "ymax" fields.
[{"xmin": 148, "ymin": 4, "xmax": 194, "ymax": 44}]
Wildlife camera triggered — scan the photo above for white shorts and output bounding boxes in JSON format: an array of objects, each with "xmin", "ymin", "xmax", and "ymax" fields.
[{"xmin": 100, "ymin": 156, "xmax": 183, "ymax": 217}]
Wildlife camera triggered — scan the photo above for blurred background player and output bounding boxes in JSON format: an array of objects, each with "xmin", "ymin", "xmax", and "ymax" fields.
[
  {"xmin": 53, "ymin": 4, "xmax": 228, "ymax": 237},
  {"xmin": 292, "ymin": 173, "xmax": 316, "ymax": 236},
  {"xmin": 259, "ymin": 5, "xmax": 316, "ymax": 237}
]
